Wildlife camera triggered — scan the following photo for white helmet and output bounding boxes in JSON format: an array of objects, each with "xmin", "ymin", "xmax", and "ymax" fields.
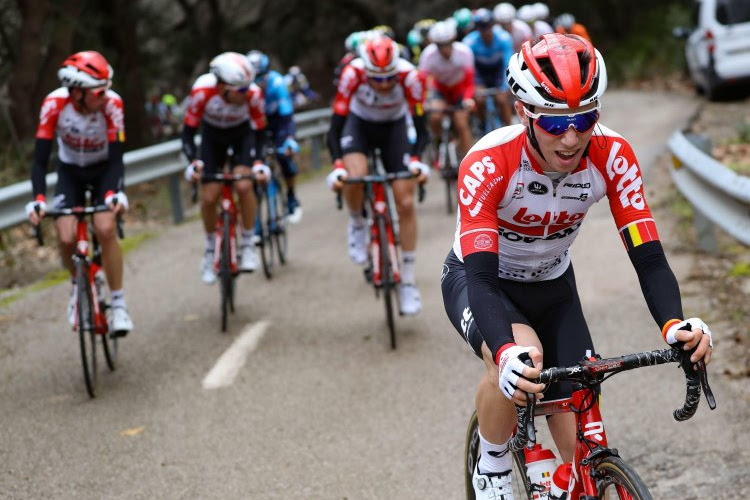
[
  {"xmin": 556, "ymin": 13, "xmax": 576, "ymax": 31},
  {"xmin": 534, "ymin": 2, "xmax": 550, "ymax": 20},
  {"xmin": 359, "ymin": 35, "xmax": 401, "ymax": 77},
  {"xmin": 517, "ymin": 5, "xmax": 537, "ymax": 23},
  {"xmin": 429, "ymin": 20, "xmax": 457, "ymax": 44},
  {"xmin": 494, "ymin": 3, "xmax": 517, "ymax": 23},
  {"xmin": 209, "ymin": 52, "xmax": 254, "ymax": 87}
]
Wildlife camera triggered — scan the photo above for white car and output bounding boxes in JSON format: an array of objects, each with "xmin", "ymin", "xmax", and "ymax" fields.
[{"xmin": 674, "ymin": 0, "xmax": 750, "ymax": 100}]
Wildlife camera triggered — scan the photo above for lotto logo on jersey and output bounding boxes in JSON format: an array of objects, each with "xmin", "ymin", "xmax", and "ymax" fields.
[
  {"xmin": 605, "ymin": 141, "xmax": 645, "ymax": 210},
  {"xmin": 512, "ymin": 207, "xmax": 585, "ymax": 226},
  {"xmin": 459, "ymin": 155, "xmax": 502, "ymax": 217}
]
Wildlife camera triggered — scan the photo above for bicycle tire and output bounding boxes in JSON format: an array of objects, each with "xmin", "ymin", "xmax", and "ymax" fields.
[
  {"xmin": 377, "ymin": 215, "xmax": 396, "ymax": 350},
  {"xmin": 219, "ymin": 211, "xmax": 233, "ymax": 333},
  {"xmin": 439, "ymin": 142, "xmax": 454, "ymax": 214},
  {"xmin": 594, "ymin": 456, "xmax": 653, "ymax": 500},
  {"xmin": 76, "ymin": 262, "xmax": 97, "ymax": 398},
  {"xmin": 97, "ymin": 275, "xmax": 117, "ymax": 371},
  {"xmin": 258, "ymin": 186, "xmax": 274, "ymax": 279},
  {"xmin": 464, "ymin": 411, "xmax": 531, "ymax": 499},
  {"xmin": 271, "ymin": 179, "xmax": 288, "ymax": 265}
]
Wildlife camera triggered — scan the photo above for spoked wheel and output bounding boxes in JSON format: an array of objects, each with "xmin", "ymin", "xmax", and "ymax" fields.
[
  {"xmin": 258, "ymin": 187, "xmax": 274, "ymax": 279},
  {"xmin": 271, "ymin": 180, "xmax": 288, "ymax": 265},
  {"xmin": 76, "ymin": 264, "xmax": 97, "ymax": 398},
  {"xmin": 464, "ymin": 411, "xmax": 533, "ymax": 500},
  {"xmin": 595, "ymin": 456, "xmax": 653, "ymax": 500},
  {"xmin": 219, "ymin": 211, "xmax": 234, "ymax": 333},
  {"xmin": 377, "ymin": 216, "xmax": 396, "ymax": 350},
  {"xmin": 97, "ymin": 275, "xmax": 117, "ymax": 371}
]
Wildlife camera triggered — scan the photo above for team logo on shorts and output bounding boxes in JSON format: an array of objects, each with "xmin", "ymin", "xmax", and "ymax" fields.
[
  {"xmin": 440, "ymin": 264, "xmax": 449, "ymax": 284},
  {"xmin": 473, "ymin": 233, "xmax": 493, "ymax": 250}
]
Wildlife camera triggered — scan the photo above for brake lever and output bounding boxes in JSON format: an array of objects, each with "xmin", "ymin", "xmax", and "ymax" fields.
[
  {"xmin": 418, "ymin": 183, "xmax": 426, "ymax": 203},
  {"xmin": 695, "ymin": 359, "xmax": 717, "ymax": 410},
  {"xmin": 33, "ymin": 205, "xmax": 44, "ymax": 246}
]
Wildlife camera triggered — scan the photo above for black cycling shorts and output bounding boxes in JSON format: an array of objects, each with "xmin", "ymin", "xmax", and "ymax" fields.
[
  {"xmin": 53, "ymin": 161, "xmax": 119, "ymax": 209},
  {"xmin": 200, "ymin": 121, "xmax": 254, "ymax": 175},
  {"xmin": 441, "ymin": 249, "xmax": 595, "ymax": 401},
  {"xmin": 340, "ymin": 114, "xmax": 409, "ymax": 173}
]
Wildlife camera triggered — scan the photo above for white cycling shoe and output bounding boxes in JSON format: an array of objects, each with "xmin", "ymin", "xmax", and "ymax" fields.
[
  {"xmin": 110, "ymin": 306, "xmax": 134, "ymax": 337},
  {"xmin": 67, "ymin": 285, "xmax": 77, "ymax": 326},
  {"xmin": 347, "ymin": 219, "xmax": 368, "ymax": 265},
  {"xmin": 200, "ymin": 250, "xmax": 216, "ymax": 284},
  {"xmin": 239, "ymin": 244, "xmax": 260, "ymax": 272},
  {"xmin": 398, "ymin": 284, "xmax": 422, "ymax": 316},
  {"xmin": 473, "ymin": 464, "xmax": 513, "ymax": 500}
]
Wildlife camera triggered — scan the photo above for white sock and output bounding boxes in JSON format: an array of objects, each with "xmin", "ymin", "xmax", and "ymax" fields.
[
  {"xmin": 349, "ymin": 212, "xmax": 365, "ymax": 228},
  {"xmin": 401, "ymin": 251, "xmax": 416, "ymax": 285},
  {"xmin": 241, "ymin": 229, "xmax": 254, "ymax": 246},
  {"xmin": 110, "ymin": 289, "xmax": 126, "ymax": 309},
  {"xmin": 477, "ymin": 430, "xmax": 512, "ymax": 475},
  {"xmin": 205, "ymin": 233, "xmax": 215, "ymax": 252}
]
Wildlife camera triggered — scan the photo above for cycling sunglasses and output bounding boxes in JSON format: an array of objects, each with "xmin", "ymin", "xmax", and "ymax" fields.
[
  {"xmin": 368, "ymin": 74, "xmax": 397, "ymax": 84},
  {"xmin": 88, "ymin": 86, "xmax": 109, "ymax": 98},
  {"xmin": 524, "ymin": 105, "xmax": 600, "ymax": 136},
  {"xmin": 226, "ymin": 85, "xmax": 249, "ymax": 93}
]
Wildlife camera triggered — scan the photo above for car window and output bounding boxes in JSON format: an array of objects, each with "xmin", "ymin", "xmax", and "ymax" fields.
[{"xmin": 716, "ymin": 0, "xmax": 750, "ymax": 25}]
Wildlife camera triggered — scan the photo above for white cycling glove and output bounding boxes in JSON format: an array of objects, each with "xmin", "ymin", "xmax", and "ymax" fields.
[
  {"xmin": 497, "ymin": 345, "xmax": 534, "ymax": 400},
  {"xmin": 105, "ymin": 191, "xmax": 129, "ymax": 211},
  {"xmin": 664, "ymin": 317, "xmax": 713, "ymax": 348},
  {"xmin": 408, "ymin": 159, "xmax": 430, "ymax": 180},
  {"xmin": 25, "ymin": 200, "xmax": 47, "ymax": 218},
  {"xmin": 184, "ymin": 160, "xmax": 204, "ymax": 182},
  {"xmin": 252, "ymin": 163, "xmax": 272, "ymax": 179},
  {"xmin": 326, "ymin": 167, "xmax": 348, "ymax": 190}
]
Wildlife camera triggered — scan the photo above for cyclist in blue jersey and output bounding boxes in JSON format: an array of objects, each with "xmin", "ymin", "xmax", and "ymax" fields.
[
  {"xmin": 462, "ymin": 8, "xmax": 514, "ymax": 128},
  {"xmin": 247, "ymin": 50, "xmax": 303, "ymax": 223}
]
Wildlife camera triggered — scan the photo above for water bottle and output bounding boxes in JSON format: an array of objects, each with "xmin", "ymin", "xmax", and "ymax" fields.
[
  {"xmin": 524, "ymin": 443, "xmax": 557, "ymax": 499},
  {"xmin": 549, "ymin": 462, "xmax": 572, "ymax": 499}
]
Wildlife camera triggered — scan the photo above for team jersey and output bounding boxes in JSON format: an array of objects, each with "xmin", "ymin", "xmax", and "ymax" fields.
[
  {"xmin": 35, "ymin": 87, "xmax": 125, "ymax": 166},
  {"xmin": 259, "ymin": 70, "xmax": 294, "ymax": 117},
  {"xmin": 453, "ymin": 124, "xmax": 658, "ymax": 282},
  {"xmin": 418, "ymin": 42, "xmax": 475, "ymax": 99},
  {"xmin": 183, "ymin": 73, "xmax": 265, "ymax": 130},
  {"xmin": 332, "ymin": 58, "xmax": 426, "ymax": 123},
  {"xmin": 462, "ymin": 26, "xmax": 513, "ymax": 83}
]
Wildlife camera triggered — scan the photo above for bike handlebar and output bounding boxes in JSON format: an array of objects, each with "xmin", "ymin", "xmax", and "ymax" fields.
[
  {"xmin": 335, "ymin": 171, "xmax": 425, "ymax": 210},
  {"xmin": 509, "ymin": 346, "xmax": 717, "ymax": 452},
  {"xmin": 33, "ymin": 203, "xmax": 123, "ymax": 246},
  {"xmin": 190, "ymin": 172, "xmax": 258, "ymax": 204}
]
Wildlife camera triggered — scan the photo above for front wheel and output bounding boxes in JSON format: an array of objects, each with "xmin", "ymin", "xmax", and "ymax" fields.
[
  {"xmin": 219, "ymin": 211, "xmax": 234, "ymax": 333},
  {"xmin": 594, "ymin": 456, "xmax": 653, "ymax": 499},
  {"xmin": 257, "ymin": 186, "xmax": 274, "ymax": 279},
  {"xmin": 76, "ymin": 263, "xmax": 97, "ymax": 398},
  {"xmin": 377, "ymin": 215, "xmax": 396, "ymax": 350},
  {"xmin": 271, "ymin": 179, "xmax": 288, "ymax": 264}
]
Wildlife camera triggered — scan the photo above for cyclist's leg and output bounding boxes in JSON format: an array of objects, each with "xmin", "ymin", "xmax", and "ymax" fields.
[
  {"xmin": 91, "ymin": 162, "xmax": 124, "ymax": 291},
  {"xmin": 52, "ymin": 163, "xmax": 83, "ymax": 276},
  {"xmin": 269, "ymin": 113, "xmax": 300, "ymax": 210},
  {"xmin": 383, "ymin": 117, "xmax": 415, "ymax": 249},
  {"xmin": 199, "ymin": 124, "xmax": 226, "ymax": 235},
  {"xmin": 232, "ymin": 125, "xmax": 259, "ymax": 234},
  {"xmin": 340, "ymin": 114, "xmax": 370, "ymax": 213},
  {"xmin": 426, "ymin": 91, "xmax": 446, "ymax": 145}
]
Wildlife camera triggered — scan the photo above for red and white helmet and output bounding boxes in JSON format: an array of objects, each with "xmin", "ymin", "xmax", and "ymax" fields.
[
  {"xmin": 57, "ymin": 51, "xmax": 113, "ymax": 89},
  {"xmin": 359, "ymin": 35, "xmax": 400, "ymax": 77},
  {"xmin": 506, "ymin": 33, "xmax": 607, "ymax": 109},
  {"xmin": 209, "ymin": 52, "xmax": 255, "ymax": 86}
]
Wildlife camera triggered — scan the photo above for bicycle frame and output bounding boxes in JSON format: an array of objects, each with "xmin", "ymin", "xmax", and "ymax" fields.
[
  {"xmin": 214, "ymin": 181, "xmax": 239, "ymax": 275},
  {"xmin": 365, "ymin": 179, "xmax": 400, "ymax": 287},
  {"xmin": 71, "ymin": 216, "xmax": 108, "ymax": 334}
]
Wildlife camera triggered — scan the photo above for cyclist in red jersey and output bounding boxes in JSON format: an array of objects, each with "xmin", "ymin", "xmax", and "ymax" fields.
[
  {"xmin": 326, "ymin": 35, "xmax": 430, "ymax": 315},
  {"xmin": 182, "ymin": 52, "xmax": 270, "ymax": 284},
  {"xmin": 440, "ymin": 34, "xmax": 713, "ymax": 499},
  {"xmin": 25, "ymin": 51, "xmax": 133, "ymax": 336}
]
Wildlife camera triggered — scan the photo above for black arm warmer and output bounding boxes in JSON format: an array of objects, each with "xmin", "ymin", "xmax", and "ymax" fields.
[
  {"xmin": 410, "ymin": 111, "xmax": 429, "ymax": 158},
  {"xmin": 628, "ymin": 241, "xmax": 684, "ymax": 327},
  {"xmin": 181, "ymin": 125, "xmax": 198, "ymax": 162},
  {"xmin": 326, "ymin": 113, "xmax": 347, "ymax": 162},
  {"xmin": 31, "ymin": 139, "xmax": 53, "ymax": 198},
  {"xmin": 464, "ymin": 251, "xmax": 515, "ymax": 361},
  {"xmin": 254, "ymin": 128, "xmax": 267, "ymax": 163},
  {"xmin": 107, "ymin": 140, "xmax": 126, "ymax": 193}
]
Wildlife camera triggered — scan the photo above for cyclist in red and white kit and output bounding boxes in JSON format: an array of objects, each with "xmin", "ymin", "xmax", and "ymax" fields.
[
  {"xmin": 25, "ymin": 51, "xmax": 133, "ymax": 335},
  {"xmin": 440, "ymin": 34, "xmax": 714, "ymax": 499},
  {"xmin": 326, "ymin": 35, "xmax": 430, "ymax": 315},
  {"xmin": 418, "ymin": 20, "xmax": 476, "ymax": 161},
  {"xmin": 182, "ymin": 52, "xmax": 270, "ymax": 284}
]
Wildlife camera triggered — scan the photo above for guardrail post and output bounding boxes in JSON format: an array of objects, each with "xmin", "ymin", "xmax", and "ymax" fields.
[
  {"xmin": 168, "ymin": 172, "xmax": 185, "ymax": 224},
  {"xmin": 311, "ymin": 136, "xmax": 322, "ymax": 170},
  {"xmin": 684, "ymin": 133, "xmax": 718, "ymax": 254}
]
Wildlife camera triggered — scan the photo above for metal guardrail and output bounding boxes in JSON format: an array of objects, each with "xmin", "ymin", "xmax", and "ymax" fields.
[
  {"xmin": 0, "ymin": 107, "xmax": 332, "ymax": 230},
  {"xmin": 668, "ymin": 130, "xmax": 750, "ymax": 250}
]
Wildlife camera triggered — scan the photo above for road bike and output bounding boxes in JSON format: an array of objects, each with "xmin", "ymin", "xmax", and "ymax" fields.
[
  {"xmin": 428, "ymin": 105, "xmax": 461, "ymax": 214},
  {"xmin": 473, "ymin": 87, "xmax": 505, "ymax": 136},
  {"xmin": 33, "ymin": 193, "xmax": 123, "ymax": 398},
  {"xmin": 336, "ymin": 150, "xmax": 424, "ymax": 350},
  {"xmin": 193, "ymin": 171, "xmax": 256, "ymax": 332},
  {"xmin": 464, "ymin": 346, "xmax": 716, "ymax": 499},
  {"xmin": 254, "ymin": 138, "xmax": 289, "ymax": 279}
]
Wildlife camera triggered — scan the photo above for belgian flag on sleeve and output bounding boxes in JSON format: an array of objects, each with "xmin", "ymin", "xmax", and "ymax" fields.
[{"xmin": 620, "ymin": 219, "xmax": 658, "ymax": 251}]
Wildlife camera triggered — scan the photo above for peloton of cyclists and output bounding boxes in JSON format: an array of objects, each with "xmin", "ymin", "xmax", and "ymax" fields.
[
  {"xmin": 440, "ymin": 33, "xmax": 713, "ymax": 499},
  {"xmin": 325, "ymin": 34, "xmax": 431, "ymax": 316},
  {"xmin": 182, "ymin": 51, "xmax": 270, "ymax": 284},
  {"xmin": 25, "ymin": 51, "xmax": 134, "ymax": 336},
  {"xmin": 493, "ymin": 3, "xmax": 534, "ymax": 53}
]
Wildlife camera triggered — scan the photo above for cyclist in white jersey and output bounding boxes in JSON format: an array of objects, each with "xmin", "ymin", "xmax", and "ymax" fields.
[
  {"xmin": 440, "ymin": 34, "xmax": 714, "ymax": 499},
  {"xmin": 26, "ymin": 51, "xmax": 133, "ymax": 335}
]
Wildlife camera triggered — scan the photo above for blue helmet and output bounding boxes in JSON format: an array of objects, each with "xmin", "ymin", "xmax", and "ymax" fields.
[{"xmin": 246, "ymin": 50, "xmax": 269, "ymax": 77}]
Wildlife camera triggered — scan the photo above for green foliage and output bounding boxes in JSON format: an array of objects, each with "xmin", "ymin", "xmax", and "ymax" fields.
[{"xmin": 730, "ymin": 262, "xmax": 750, "ymax": 277}]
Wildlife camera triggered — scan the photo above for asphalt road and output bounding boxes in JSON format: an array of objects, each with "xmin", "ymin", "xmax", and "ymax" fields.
[{"xmin": 1, "ymin": 90, "xmax": 747, "ymax": 499}]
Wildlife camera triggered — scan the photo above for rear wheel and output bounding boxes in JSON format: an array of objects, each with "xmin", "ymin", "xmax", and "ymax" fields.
[
  {"xmin": 257, "ymin": 186, "xmax": 274, "ymax": 279},
  {"xmin": 219, "ymin": 211, "xmax": 234, "ymax": 333},
  {"xmin": 97, "ymin": 274, "xmax": 117, "ymax": 371},
  {"xmin": 595, "ymin": 456, "xmax": 653, "ymax": 499},
  {"xmin": 271, "ymin": 179, "xmax": 288, "ymax": 264},
  {"xmin": 76, "ymin": 262, "xmax": 97, "ymax": 398},
  {"xmin": 377, "ymin": 215, "xmax": 396, "ymax": 350}
]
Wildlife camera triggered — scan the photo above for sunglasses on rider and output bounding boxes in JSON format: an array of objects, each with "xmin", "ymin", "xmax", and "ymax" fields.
[
  {"xmin": 524, "ymin": 105, "xmax": 600, "ymax": 136},
  {"xmin": 368, "ymin": 74, "xmax": 397, "ymax": 84},
  {"xmin": 88, "ymin": 86, "xmax": 108, "ymax": 98},
  {"xmin": 227, "ymin": 85, "xmax": 249, "ymax": 93}
]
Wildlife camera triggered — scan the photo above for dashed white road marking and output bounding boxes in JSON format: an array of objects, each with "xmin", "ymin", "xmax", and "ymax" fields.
[{"xmin": 202, "ymin": 320, "xmax": 269, "ymax": 390}]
